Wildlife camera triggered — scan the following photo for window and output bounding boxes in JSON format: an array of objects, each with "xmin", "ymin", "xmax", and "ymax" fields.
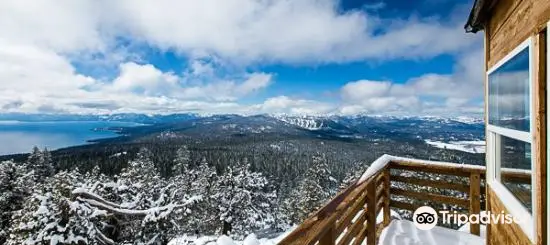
[
  {"xmin": 488, "ymin": 47, "xmax": 530, "ymax": 132},
  {"xmin": 487, "ymin": 39, "xmax": 534, "ymax": 217}
]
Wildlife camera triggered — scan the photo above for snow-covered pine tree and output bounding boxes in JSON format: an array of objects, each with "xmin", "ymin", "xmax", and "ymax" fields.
[
  {"xmin": 186, "ymin": 158, "xmax": 218, "ymax": 235},
  {"xmin": 172, "ymin": 146, "xmax": 191, "ymax": 176},
  {"xmin": 113, "ymin": 147, "xmax": 198, "ymax": 244},
  {"xmin": 0, "ymin": 160, "xmax": 34, "ymax": 244},
  {"xmin": 214, "ymin": 159, "xmax": 276, "ymax": 239},
  {"xmin": 7, "ymin": 169, "xmax": 111, "ymax": 245},
  {"xmin": 27, "ymin": 147, "xmax": 55, "ymax": 182},
  {"xmin": 286, "ymin": 153, "xmax": 335, "ymax": 223}
]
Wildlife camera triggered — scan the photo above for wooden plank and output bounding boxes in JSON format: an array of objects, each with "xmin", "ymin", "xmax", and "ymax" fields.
[
  {"xmin": 376, "ymin": 172, "xmax": 385, "ymax": 186},
  {"xmin": 390, "ymin": 188, "xmax": 469, "ymax": 208},
  {"xmin": 487, "ymin": 188, "xmax": 532, "ymax": 245},
  {"xmin": 337, "ymin": 211, "xmax": 367, "ymax": 245},
  {"xmin": 487, "ymin": 0, "xmax": 550, "ymax": 68},
  {"xmin": 487, "ymin": 0, "xmax": 522, "ymax": 43},
  {"xmin": 390, "ymin": 200, "xmax": 419, "ymax": 212},
  {"xmin": 469, "ymin": 173, "xmax": 481, "ymax": 236},
  {"xmin": 319, "ymin": 226, "xmax": 335, "ymax": 245},
  {"xmin": 352, "ymin": 224, "xmax": 368, "ymax": 245},
  {"xmin": 366, "ymin": 181, "xmax": 376, "ymax": 245},
  {"xmin": 488, "ymin": 0, "xmax": 534, "ymax": 68},
  {"xmin": 376, "ymin": 183, "xmax": 385, "ymax": 200},
  {"xmin": 335, "ymin": 189, "xmax": 368, "ymax": 235},
  {"xmin": 383, "ymin": 169, "xmax": 391, "ymax": 226},
  {"xmin": 279, "ymin": 180, "xmax": 369, "ymax": 245},
  {"xmin": 376, "ymin": 196, "xmax": 384, "ymax": 214},
  {"xmin": 391, "ymin": 175, "xmax": 470, "ymax": 192},
  {"xmin": 533, "ymin": 31, "xmax": 547, "ymax": 245},
  {"xmin": 389, "ymin": 161, "xmax": 484, "ymax": 177}
]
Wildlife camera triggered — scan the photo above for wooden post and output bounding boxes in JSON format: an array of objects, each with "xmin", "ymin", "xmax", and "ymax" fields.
[
  {"xmin": 383, "ymin": 169, "xmax": 391, "ymax": 227},
  {"xmin": 319, "ymin": 225, "xmax": 335, "ymax": 245},
  {"xmin": 533, "ymin": 32, "xmax": 547, "ymax": 245},
  {"xmin": 366, "ymin": 180, "xmax": 376, "ymax": 245},
  {"xmin": 469, "ymin": 172, "xmax": 481, "ymax": 236}
]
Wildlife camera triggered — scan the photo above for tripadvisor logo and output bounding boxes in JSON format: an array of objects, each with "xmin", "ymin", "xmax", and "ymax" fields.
[
  {"xmin": 413, "ymin": 206, "xmax": 438, "ymax": 230},
  {"xmin": 413, "ymin": 206, "xmax": 523, "ymax": 230}
]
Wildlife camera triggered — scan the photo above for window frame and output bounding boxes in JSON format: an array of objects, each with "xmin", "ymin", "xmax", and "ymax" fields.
[{"xmin": 486, "ymin": 37, "xmax": 536, "ymax": 242}]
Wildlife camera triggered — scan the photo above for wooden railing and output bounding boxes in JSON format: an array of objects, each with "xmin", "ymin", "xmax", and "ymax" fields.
[{"xmin": 278, "ymin": 155, "xmax": 531, "ymax": 245}]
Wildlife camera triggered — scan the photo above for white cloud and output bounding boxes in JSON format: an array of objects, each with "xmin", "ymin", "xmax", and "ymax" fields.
[
  {"xmin": 0, "ymin": 0, "xmax": 104, "ymax": 52},
  {"xmin": 0, "ymin": 0, "xmax": 477, "ymax": 64},
  {"xmin": 256, "ymin": 96, "xmax": 335, "ymax": 115},
  {"xmin": 337, "ymin": 48, "xmax": 484, "ymax": 115},
  {"xmin": 109, "ymin": 62, "xmax": 179, "ymax": 95},
  {"xmin": 0, "ymin": 0, "xmax": 483, "ymax": 116},
  {"xmin": 341, "ymin": 80, "xmax": 393, "ymax": 101}
]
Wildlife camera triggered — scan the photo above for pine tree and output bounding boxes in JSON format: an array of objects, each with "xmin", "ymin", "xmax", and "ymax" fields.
[
  {"xmin": 7, "ymin": 170, "xmax": 111, "ymax": 245},
  {"xmin": 214, "ymin": 160, "xmax": 277, "ymax": 238},
  {"xmin": 0, "ymin": 161, "xmax": 34, "ymax": 244},
  {"xmin": 27, "ymin": 147, "xmax": 55, "ymax": 182},
  {"xmin": 287, "ymin": 153, "xmax": 334, "ymax": 223},
  {"xmin": 172, "ymin": 146, "xmax": 191, "ymax": 176},
  {"xmin": 187, "ymin": 158, "xmax": 218, "ymax": 235}
]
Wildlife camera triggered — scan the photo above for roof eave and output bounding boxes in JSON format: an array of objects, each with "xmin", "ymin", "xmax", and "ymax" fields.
[{"xmin": 464, "ymin": 0, "xmax": 497, "ymax": 33}]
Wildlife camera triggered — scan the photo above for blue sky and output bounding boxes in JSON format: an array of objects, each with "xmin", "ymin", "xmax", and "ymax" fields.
[{"xmin": 0, "ymin": 0, "xmax": 483, "ymax": 116}]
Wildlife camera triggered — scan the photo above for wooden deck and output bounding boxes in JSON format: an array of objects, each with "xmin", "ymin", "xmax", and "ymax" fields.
[{"xmin": 278, "ymin": 155, "xmax": 531, "ymax": 245}]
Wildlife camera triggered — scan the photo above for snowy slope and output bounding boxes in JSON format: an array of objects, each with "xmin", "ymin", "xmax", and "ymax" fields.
[
  {"xmin": 273, "ymin": 115, "xmax": 324, "ymax": 130},
  {"xmin": 425, "ymin": 140, "xmax": 485, "ymax": 154}
]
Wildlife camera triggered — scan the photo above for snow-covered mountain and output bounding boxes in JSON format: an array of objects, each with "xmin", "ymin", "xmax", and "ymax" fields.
[{"xmin": 272, "ymin": 115, "xmax": 324, "ymax": 130}]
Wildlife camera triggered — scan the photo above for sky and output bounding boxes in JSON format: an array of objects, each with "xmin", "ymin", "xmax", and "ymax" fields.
[{"xmin": 0, "ymin": 0, "xmax": 484, "ymax": 116}]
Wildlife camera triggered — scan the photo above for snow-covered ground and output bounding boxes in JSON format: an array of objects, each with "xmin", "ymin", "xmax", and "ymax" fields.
[
  {"xmin": 168, "ymin": 230, "xmax": 292, "ymax": 245},
  {"xmin": 379, "ymin": 220, "xmax": 485, "ymax": 245},
  {"xmin": 425, "ymin": 140, "xmax": 485, "ymax": 154}
]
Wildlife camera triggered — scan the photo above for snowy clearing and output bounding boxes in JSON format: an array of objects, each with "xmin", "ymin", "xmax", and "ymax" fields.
[
  {"xmin": 379, "ymin": 220, "xmax": 485, "ymax": 245},
  {"xmin": 425, "ymin": 140, "xmax": 485, "ymax": 154},
  {"xmin": 168, "ymin": 231, "xmax": 292, "ymax": 245}
]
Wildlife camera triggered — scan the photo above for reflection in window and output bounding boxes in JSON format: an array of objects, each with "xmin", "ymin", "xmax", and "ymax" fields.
[
  {"xmin": 498, "ymin": 134, "xmax": 532, "ymax": 212},
  {"xmin": 488, "ymin": 48, "xmax": 530, "ymax": 132}
]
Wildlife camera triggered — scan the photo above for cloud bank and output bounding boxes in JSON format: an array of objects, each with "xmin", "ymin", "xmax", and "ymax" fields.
[{"xmin": 0, "ymin": 0, "xmax": 482, "ymax": 116}]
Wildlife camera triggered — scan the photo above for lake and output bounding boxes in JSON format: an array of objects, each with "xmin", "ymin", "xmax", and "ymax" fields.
[{"xmin": 0, "ymin": 121, "xmax": 143, "ymax": 155}]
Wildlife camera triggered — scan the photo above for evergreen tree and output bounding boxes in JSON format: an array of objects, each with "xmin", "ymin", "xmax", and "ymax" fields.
[
  {"xmin": 172, "ymin": 146, "xmax": 191, "ymax": 176},
  {"xmin": 7, "ymin": 170, "xmax": 111, "ymax": 245},
  {"xmin": 0, "ymin": 161, "xmax": 34, "ymax": 244},
  {"xmin": 214, "ymin": 160, "xmax": 276, "ymax": 238},
  {"xmin": 286, "ymin": 153, "xmax": 334, "ymax": 223},
  {"xmin": 27, "ymin": 147, "xmax": 54, "ymax": 182},
  {"xmin": 187, "ymin": 158, "xmax": 218, "ymax": 235}
]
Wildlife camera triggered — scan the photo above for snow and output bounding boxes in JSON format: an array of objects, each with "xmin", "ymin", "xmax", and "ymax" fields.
[
  {"xmin": 358, "ymin": 155, "xmax": 487, "ymax": 184},
  {"xmin": 358, "ymin": 154, "xmax": 392, "ymax": 183},
  {"xmin": 217, "ymin": 236, "xmax": 237, "ymax": 245},
  {"xmin": 168, "ymin": 229, "xmax": 293, "ymax": 245},
  {"xmin": 376, "ymin": 209, "xmax": 402, "ymax": 224},
  {"xmin": 274, "ymin": 115, "xmax": 323, "ymax": 130},
  {"xmin": 458, "ymin": 223, "xmax": 487, "ymax": 240},
  {"xmin": 379, "ymin": 220, "xmax": 485, "ymax": 245},
  {"xmin": 242, "ymin": 234, "xmax": 260, "ymax": 245},
  {"xmin": 425, "ymin": 140, "xmax": 485, "ymax": 154}
]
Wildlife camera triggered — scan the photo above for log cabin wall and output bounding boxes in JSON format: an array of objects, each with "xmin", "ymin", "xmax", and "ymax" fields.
[{"xmin": 484, "ymin": 0, "xmax": 549, "ymax": 244}]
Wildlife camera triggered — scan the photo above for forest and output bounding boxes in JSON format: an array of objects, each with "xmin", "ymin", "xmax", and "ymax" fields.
[{"xmin": 0, "ymin": 116, "xmax": 486, "ymax": 244}]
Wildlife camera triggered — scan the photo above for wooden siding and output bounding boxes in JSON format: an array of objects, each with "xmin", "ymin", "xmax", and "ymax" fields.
[
  {"xmin": 484, "ymin": 1, "xmax": 548, "ymax": 244},
  {"xmin": 487, "ymin": 187, "xmax": 532, "ymax": 245},
  {"xmin": 487, "ymin": 0, "xmax": 550, "ymax": 68}
]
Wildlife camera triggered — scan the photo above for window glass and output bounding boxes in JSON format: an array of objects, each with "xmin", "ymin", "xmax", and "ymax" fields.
[
  {"xmin": 498, "ymin": 134, "xmax": 532, "ymax": 212},
  {"xmin": 488, "ymin": 48, "xmax": 530, "ymax": 132}
]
